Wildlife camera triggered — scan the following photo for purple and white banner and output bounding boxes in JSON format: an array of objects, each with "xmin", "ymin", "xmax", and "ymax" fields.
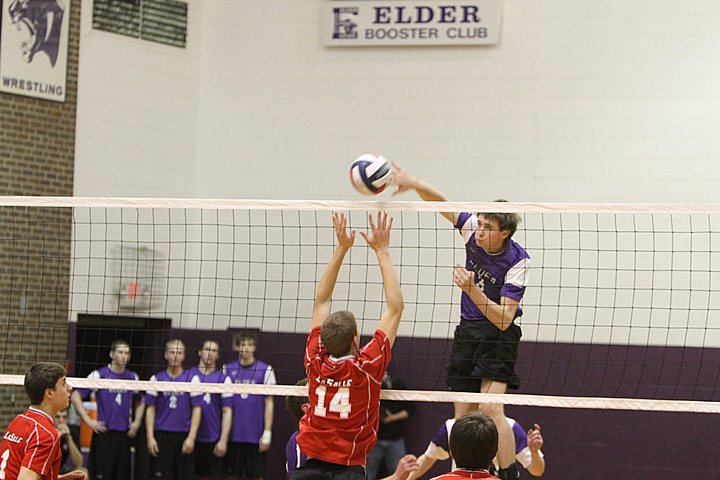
[
  {"xmin": 0, "ymin": 0, "xmax": 70, "ymax": 102},
  {"xmin": 323, "ymin": 0, "xmax": 501, "ymax": 47}
]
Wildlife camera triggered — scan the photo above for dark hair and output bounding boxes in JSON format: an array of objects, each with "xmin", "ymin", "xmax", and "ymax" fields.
[
  {"xmin": 479, "ymin": 199, "xmax": 522, "ymax": 239},
  {"xmin": 165, "ymin": 338, "xmax": 185, "ymax": 350},
  {"xmin": 233, "ymin": 332, "xmax": 257, "ymax": 348},
  {"xmin": 449, "ymin": 411, "xmax": 498, "ymax": 470},
  {"xmin": 200, "ymin": 339, "xmax": 219, "ymax": 350},
  {"xmin": 24, "ymin": 362, "xmax": 66, "ymax": 405},
  {"xmin": 285, "ymin": 378, "xmax": 309, "ymax": 423},
  {"xmin": 320, "ymin": 310, "xmax": 358, "ymax": 356},
  {"xmin": 110, "ymin": 339, "xmax": 130, "ymax": 352}
]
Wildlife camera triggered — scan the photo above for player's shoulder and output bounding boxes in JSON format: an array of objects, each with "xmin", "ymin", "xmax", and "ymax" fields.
[
  {"xmin": 20, "ymin": 409, "xmax": 57, "ymax": 437},
  {"xmin": 508, "ymin": 239, "xmax": 530, "ymax": 260}
]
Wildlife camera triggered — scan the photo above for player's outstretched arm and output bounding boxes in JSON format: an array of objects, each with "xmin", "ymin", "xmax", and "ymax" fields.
[
  {"xmin": 390, "ymin": 162, "xmax": 458, "ymax": 225},
  {"xmin": 360, "ymin": 212, "xmax": 404, "ymax": 347},
  {"xmin": 311, "ymin": 212, "xmax": 355, "ymax": 329}
]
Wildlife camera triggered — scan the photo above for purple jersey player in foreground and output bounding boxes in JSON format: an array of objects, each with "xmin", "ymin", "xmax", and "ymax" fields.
[
  {"xmin": 223, "ymin": 332, "xmax": 276, "ymax": 480},
  {"xmin": 146, "ymin": 339, "xmax": 203, "ymax": 480},
  {"xmin": 392, "ymin": 164, "xmax": 530, "ymax": 480},
  {"xmin": 71, "ymin": 339, "xmax": 145, "ymax": 480},
  {"xmin": 189, "ymin": 340, "xmax": 234, "ymax": 480},
  {"xmin": 407, "ymin": 417, "xmax": 545, "ymax": 479}
]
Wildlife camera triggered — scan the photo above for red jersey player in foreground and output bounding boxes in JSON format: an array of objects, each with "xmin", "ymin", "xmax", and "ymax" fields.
[
  {"xmin": 0, "ymin": 362, "xmax": 87, "ymax": 480},
  {"xmin": 292, "ymin": 212, "xmax": 404, "ymax": 480},
  {"xmin": 431, "ymin": 412, "xmax": 499, "ymax": 480}
]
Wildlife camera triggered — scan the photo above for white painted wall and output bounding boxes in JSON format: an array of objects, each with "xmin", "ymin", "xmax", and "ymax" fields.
[{"xmin": 71, "ymin": 0, "xmax": 720, "ymax": 347}]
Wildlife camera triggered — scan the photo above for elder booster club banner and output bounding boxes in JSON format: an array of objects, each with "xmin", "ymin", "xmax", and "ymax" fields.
[
  {"xmin": 323, "ymin": 0, "xmax": 501, "ymax": 46},
  {"xmin": 0, "ymin": 0, "xmax": 70, "ymax": 102}
]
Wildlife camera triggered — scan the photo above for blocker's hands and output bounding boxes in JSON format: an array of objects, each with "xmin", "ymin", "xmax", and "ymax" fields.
[
  {"xmin": 360, "ymin": 211, "xmax": 393, "ymax": 251},
  {"xmin": 333, "ymin": 212, "xmax": 356, "ymax": 251}
]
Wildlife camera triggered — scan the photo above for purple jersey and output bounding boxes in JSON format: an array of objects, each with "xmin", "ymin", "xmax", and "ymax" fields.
[
  {"xmin": 427, "ymin": 417, "xmax": 539, "ymax": 469},
  {"xmin": 75, "ymin": 365, "xmax": 140, "ymax": 432},
  {"xmin": 222, "ymin": 359, "xmax": 276, "ymax": 444},
  {"xmin": 145, "ymin": 369, "xmax": 203, "ymax": 433},
  {"xmin": 285, "ymin": 430, "xmax": 307, "ymax": 479},
  {"xmin": 455, "ymin": 212, "xmax": 530, "ymax": 322},
  {"xmin": 188, "ymin": 366, "xmax": 233, "ymax": 443}
]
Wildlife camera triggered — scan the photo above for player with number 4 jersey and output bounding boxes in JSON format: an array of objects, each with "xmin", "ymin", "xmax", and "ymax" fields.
[
  {"xmin": 71, "ymin": 340, "xmax": 144, "ymax": 480},
  {"xmin": 293, "ymin": 212, "xmax": 404, "ymax": 480}
]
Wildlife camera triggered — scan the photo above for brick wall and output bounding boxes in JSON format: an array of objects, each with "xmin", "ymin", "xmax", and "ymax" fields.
[{"xmin": 0, "ymin": 0, "xmax": 80, "ymax": 426}]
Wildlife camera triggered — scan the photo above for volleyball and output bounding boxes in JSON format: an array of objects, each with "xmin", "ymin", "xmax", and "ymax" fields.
[{"xmin": 350, "ymin": 153, "xmax": 393, "ymax": 195}]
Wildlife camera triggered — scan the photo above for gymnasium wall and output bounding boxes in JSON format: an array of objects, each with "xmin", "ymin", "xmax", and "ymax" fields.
[{"xmin": 0, "ymin": 0, "xmax": 81, "ymax": 425}]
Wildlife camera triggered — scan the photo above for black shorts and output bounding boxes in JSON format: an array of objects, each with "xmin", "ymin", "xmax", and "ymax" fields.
[
  {"xmin": 224, "ymin": 442, "xmax": 265, "ymax": 479},
  {"xmin": 88, "ymin": 430, "xmax": 131, "ymax": 480},
  {"xmin": 446, "ymin": 320, "xmax": 522, "ymax": 391},
  {"xmin": 150, "ymin": 431, "xmax": 195, "ymax": 480},
  {"xmin": 290, "ymin": 459, "xmax": 366, "ymax": 480},
  {"xmin": 195, "ymin": 441, "xmax": 224, "ymax": 477}
]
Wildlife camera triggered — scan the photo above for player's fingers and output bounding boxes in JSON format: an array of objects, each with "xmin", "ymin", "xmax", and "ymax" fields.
[
  {"xmin": 358, "ymin": 231, "xmax": 370, "ymax": 244},
  {"xmin": 368, "ymin": 213, "xmax": 377, "ymax": 230},
  {"xmin": 387, "ymin": 216, "xmax": 394, "ymax": 231}
]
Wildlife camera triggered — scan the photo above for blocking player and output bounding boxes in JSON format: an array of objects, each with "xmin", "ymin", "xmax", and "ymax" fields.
[
  {"xmin": 145, "ymin": 339, "xmax": 203, "ymax": 480},
  {"xmin": 222, "ymin": 332, "xmax": 276, "ymax": 480},
  {"xmin": 189, "ymin": 340, "xmax": 233, "ymax": 480},
  {"xmin": 430, "ymin": 412, "xmax": 500, "ymax": 480},
  {"xmin": 71, "ymin": 339, "xmax": 144, "ymax": 480},
  {"xmin": 407, "ymin": 418, "xmax": 545, "ymax": 479},
  {"xmin": 284, "ymin": 378, "xmax": 419, "ymax": 480},
  {"xmin": 392, "ymin": 164, "xmax": 530, "ymax": 480},
  {"xmin": 291, "ymin": 211, "xmax": 404, "ymax": 479},
  {"xmin": 0, "ymin": 362, "xmax": 87, "ymax": 480}
]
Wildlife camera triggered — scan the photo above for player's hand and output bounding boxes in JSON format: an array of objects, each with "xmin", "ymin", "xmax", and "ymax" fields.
[
  {"xmin": 333, "ymin": 212, "xmax": 356, "ymax": 251},
  {"xmin": 59, "ymin": 470, "xmax": 88, "ymax": 480},
  {"xmin": 360, "ymin": 211, "xmax": 393, "ymax": 251},
  {"xmin": 147, "ymin": 437, "xmax": 160, "ymax": 457},
  {"xmin": 181, "ymin": 436, "xmax": 195, "ymax": 455},
  {"xmin": 390, "ymin": 162, "xmax": 415, "ymax": 197},
  {"xmin": 127, "ymin": 421, "xmax": 140, "ymax": 438},
  {"xmin": 258, "ymin": 437, "xmax": 271, "ymax": 453},
  {"xmin": 391, "ymin": 454, "xmax": 419, "ymax": 480},
  {"xmin": 528, "ymin": 424, "xmax": 543, "ymax": 452},
  {"xmin": 56, "ymin": 423, "xmax": 71, "ymax": 437},
  {"xmin": 453, "ymin": 265, "xmax": 475, "ymax": 293},
  {"xmin": 213, "ymin": 439, "xmax": 228, "ymax": 457},
  {"xmin": 87, "ymin": 419, "xmax": 107, "ymax": 434}
]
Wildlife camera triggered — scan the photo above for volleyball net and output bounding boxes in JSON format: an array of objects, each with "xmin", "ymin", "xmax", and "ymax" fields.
[{"xmin": 1, "ymin": 197, "xmax": 719, "ymax": 413}]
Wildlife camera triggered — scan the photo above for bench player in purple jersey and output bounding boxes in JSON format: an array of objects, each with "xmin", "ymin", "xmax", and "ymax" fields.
[
  {"xmin": 188, "ymin": 340, "xmax": 234, "ymax": 480},
  {"xmin": 407, "ymin": 417, "xmax": 544, "ymax": 479},
  {"xmin": 284, "ymin": 378, "xmax": 419, "ymax": 480},
  {"xmin": 145, "ymin": 339, "xmax": 203, "ymax": 480},
  {"xmin": 71, "ymin": 339, "xmax": 145, "ymax": 480},
  {"xmin": 222, "ymin": 332, "xmax": 276, "ymax": 480},
  {"xmin": 392, "ymin": 164, "xmax": 530, "ymax": 480}
]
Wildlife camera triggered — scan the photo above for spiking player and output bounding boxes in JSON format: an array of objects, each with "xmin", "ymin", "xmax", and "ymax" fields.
[
  {"xmin": 392, "ymin": 164, "xmax": 530, "ymax": 480},
  {"xmin": 0, "ymin": 362, "xmax": 86, "ymax": 480},
  {"xmin": 291, "ymin": 211, "xmax": 404, "ymax": 480},
  {"xmin": 189, "ymin": 340, "xmax": 233, "ymax": 480},
  {"xmin": 71, "ymin": 339, "xmax": 144, "ymax": 480}
]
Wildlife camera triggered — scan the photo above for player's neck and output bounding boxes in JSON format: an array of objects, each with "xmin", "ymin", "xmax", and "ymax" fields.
[
  {"xmin": 109, "ymin": 364, "xmax": 126, "ymax": 375},
  {"xmin": 166, "ymin": 366, "xmax": 184, "ymax": 377},
  {"xmin": 31, "ymin": 402, "xmax": 56, "ymax": 419},
  {"xmin": 239, "ymin": 356, "xmax": 255, "ymax": 366},
  {"xmin": 198, "ymin": 363, "xmax": 216, "ymax": 374}
]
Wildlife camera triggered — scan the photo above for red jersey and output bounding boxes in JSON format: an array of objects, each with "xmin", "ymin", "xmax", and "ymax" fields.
[
  {"xmin": 0, "ymin": 407, "xmax": 61, "ymax": 480},
  {"xmin": 297, "ymin": 326, "xmax": 391, "ymax": 466},
  {"xmin": 432, "ymin": 470, "xmax": 500, "ymax": 480}
]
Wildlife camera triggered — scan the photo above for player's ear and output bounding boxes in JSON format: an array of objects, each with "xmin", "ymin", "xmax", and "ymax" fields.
[{"xmin": 301, "ymin": 402, "xmax": 310, "ymax": 414}]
